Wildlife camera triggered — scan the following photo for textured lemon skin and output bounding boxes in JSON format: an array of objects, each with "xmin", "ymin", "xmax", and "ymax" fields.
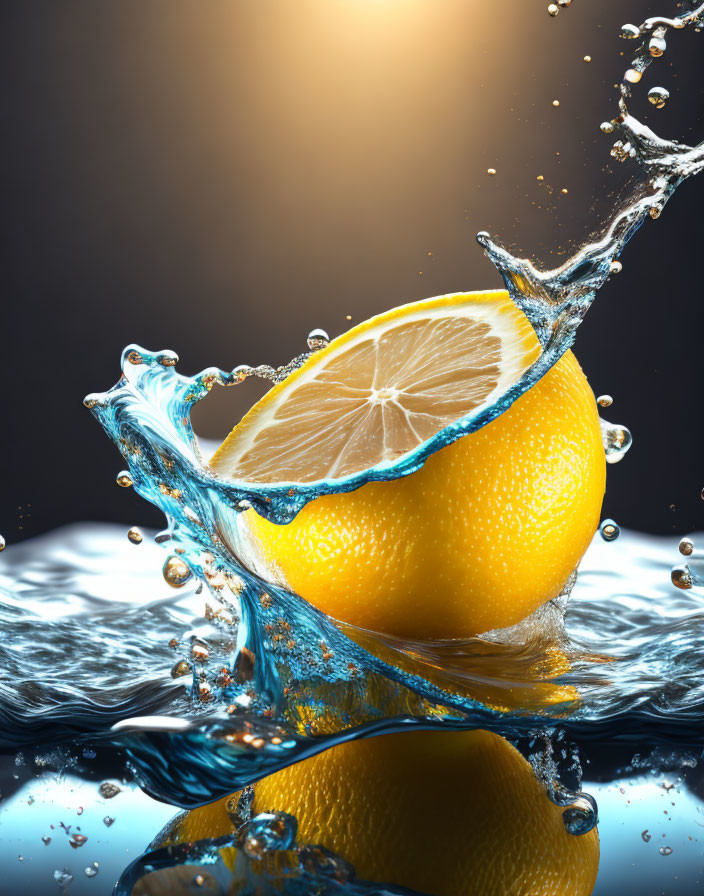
[
  {"xmin": 245, "ymin": 348, "xmax": 605, "ymax": 639},
  {"xmin": 173, "ymin": 730, "xmax": 599, "ymax": 896}
]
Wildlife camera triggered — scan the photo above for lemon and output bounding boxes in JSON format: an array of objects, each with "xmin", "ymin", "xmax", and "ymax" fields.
[
  {"xmin": 155, "ymin": 730, "xmax": 599, "ymax": 896},
  {"xmin": 212, "ymin": 290, "xmax": 605, "ymax": 638}
]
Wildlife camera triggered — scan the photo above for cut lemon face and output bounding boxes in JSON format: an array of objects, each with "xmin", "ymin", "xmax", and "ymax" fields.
[{"xmin": 211, "ymin": 291, "xmax": 540, "ymax": 484}]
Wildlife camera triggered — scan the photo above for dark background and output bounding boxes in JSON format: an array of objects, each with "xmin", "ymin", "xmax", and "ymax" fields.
[{"xmin": 1, "ymin": 0, "xmax": 703, "ymax": 543}]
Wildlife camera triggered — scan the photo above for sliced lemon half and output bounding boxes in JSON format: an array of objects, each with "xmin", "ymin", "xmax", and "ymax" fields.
[{"xmin": 212, "ymin": 290, "xmax": 539, "ymax": 484}]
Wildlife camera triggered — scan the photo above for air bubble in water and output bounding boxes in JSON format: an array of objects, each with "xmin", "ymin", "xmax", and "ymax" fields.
[
  {"xmin": 307, "ymin": 329, "xmax": 330, "ymax": 352},
  {"xmin": 487, "ymin": 167, "xmax": 497, "ymax": 175},
  {"xmin": 624, "ymin": 69, "xmax": 642, "ymax": 84},
  {"xmin": 597, "ymin": 394, "xmax": 613, "ymax": 407},
  {"xmin": 641, "ymin": 829, "xmax": 651, "ymax": 842},
  {"xmin": 648, "ymin": 87, "xmax": 670, "ymax": 108},
  {"xmin": 242, "ymin": 812, "xmax": 298, "ymax": 860},
  {"xmin": 600, "ymin": 519, "xmax": 620, "ymax": 542},
  {"xmin": 557, "ymin": 0, "xmax": 571, "ymax": 6},
  {"xmin": 600, "ymin": 121, "xmax": 615, "ymax": 134},
  {"xmin": 84, "ymin": 863, "xmax": 99, "ymax": 878},
  {"xmin": 103, "ymin": 816, "xmax": 115, "ymax": 827},
  {"xmin": 116, "ymin": 471, "xmax": 133, "ymax": 488},
  {"xmin": 163, "ymin": 555, "xmax": 192, "ymax": 588},
  {"xmin": 69, "ymin": 833, "xmax": 88, "ymax": 849},
  {"xmin": 679, "ymin": 537, "xmax": 694, "ymax": 557},
  {"xmin": 42, "ymin": 835, "xmax": 51, "ymax": 845},
  {"xmin": 671, "ymin": 565, "xmax": 693, "ymax": 590},
  {"xmin": 659, "ymin": 845, "xmax": 673, "ymax": 856},
  {"xmin": 610, "ymin": 261, "xmax": 623, "ymax": 274},
  {"xmin": 547, "ymin": 3, "xmax": 559, "ymax": 16},
  {"xmin": 54, "ymin": 869, "xmax": 74, "ymax": 888},
  {"xmin": 584, "ymin": 55, "xmax": 592, "ymax": 63},
  {"xmin": 127, "ymin": 527, "xmax": 143, "ymax": 544},
  {"xmin": 562, "ymin": 793, "xmax": 598, "ymax": 835},
  {"xmin": 0, "ymin": 534, "xmax": 4, "ymax": 551}
]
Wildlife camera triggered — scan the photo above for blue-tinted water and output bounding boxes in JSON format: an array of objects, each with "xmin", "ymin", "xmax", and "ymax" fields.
[{"xmin": 0, "ymin": 524, "xmax": 703, "ymax": 893}]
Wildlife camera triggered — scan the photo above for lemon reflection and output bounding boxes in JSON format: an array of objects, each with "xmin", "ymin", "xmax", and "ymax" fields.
[{"xmin": 135, "ymin": 728, "xmax": 599, "ymax": 896}]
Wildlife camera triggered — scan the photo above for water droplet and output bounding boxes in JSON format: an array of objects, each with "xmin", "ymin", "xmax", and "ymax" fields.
[
  {"xmin": 620, "ymin": 24, "xmax": 641, "ymax": 39},
  {"xmin": 158, "ymin": 351, "xmax": 178, "ymax": 367},
  {"xmin": 306, "ymin": 329, "xmax": 330, "ymax": 352},
  {"xmin": 0, "ymin": 534, "xmax": 5, "ymax": 552},
  {"xmin": 642, "ymin": 829, "xmax": 651, "ymax": 842},
  {"xmin": 561, "ymin": 188, "xmax": 569, "ymax": 195},
  {"xmin": 624, "ymin": 69, "xmax": 642, "ymax": 84},
  {"xmin": 98, "ymin": 781, "xmax": 121, "ymax": 800},
  {"xmin": 600, "ymin": 519, "xmax": 621, "ymax": 542},
  {"xmin": 648, "ymin": 86, "xmax": 670, "ymax": 109},
  {"xmin": 584, "ymin": 55, "xmax": 592, "ymax": 63},
  {"xmin": 191, "ymin": 641, "xmax": 210, "ymax": 663},
  {"xmin": 671, "ymin": 564, "xmax": 693, "ymax": 590},
  {"xmin": 171, "ymin": 660, "xmax": 191, "ymax": 679},
  {"xmin": 547, "ymin": 3, "xmax": 559, "ymax": 16},
  {"xmin": 116, "ymin": 471, "xmax": 133, "ymax": 488},
  {"xmin": 537, "ymin": 175, "xmax": 544, "ymax": 181},
  {"xmin": 552, "ymin": 99, "xmax": 561, "ymax": 107},
  {"xmin": 600, "ymin": 121, "xmax": 615, "ymax": 134},
  {"xmin": 597, "ymin": 394, "xmax": 613, "ymax": 408},
  {"xmin": 102, "ymin": 816, "xmax": 115, "ymax": 827},
  {"xmin": 127, "ymin": 526, "xmax": 143, "ymax": 544},
  {"xmin": 76, "ymin": 806, "xmax": 83, "ymax": 816},
  {"xmin": 194, "ymin": 875, "xmax": 205, "ymax": 888},
  {"xmin": 558, "ymin": 0, "xmax": 571, "ymax": 6},
  {"xmin": 610, "ymin": 261, "xmax": 623, "ymax": 274},
  {"xmin": 649, "ymin": 37, "xmax": 667, "ymax": 57},
  {"xmin": 487, "ymin": 167, "xmax": 497, "ymax": 176},
  {"xmin": 601, "ymin": 420, "xmax": 632, "ymax": 463},
  {"xmin": 659, "ymin": 845, "xmax": 673, "ymax": 856},
  {"xmin": 126, "ymin": 350, "xmax": 143, "ymax": 365},
  {"xmin": 42, "ymin": 835, "xmax": 51, "ymax": 845},
  {"xmin": 69, "ymin": 833, "xmax": 88, "ymax": 848},
  {"xmin": 679, "ymin": 537, "xmax": 694, "ymax": 557},
  {"xmin": 84, "ymin": 863, "xmax": 99, "ymax": 878},
  {"xmin": 163, "ymin": 555, "xmax": 192, "ymax": 588}
]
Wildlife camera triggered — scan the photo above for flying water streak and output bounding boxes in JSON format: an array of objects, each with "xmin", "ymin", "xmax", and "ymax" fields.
[{"xmin": 479, "ymin": 1, "xmax": 704, "ymax": 350}]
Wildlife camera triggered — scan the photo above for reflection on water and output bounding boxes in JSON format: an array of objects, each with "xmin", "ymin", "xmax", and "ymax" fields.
[
  {"xmin": 0, "ymin": 524, "xmax": 703, "ymax": 893},
  {"xmin": 0, "ymin": 752, "xmax": 702, "ymax": 894}
]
